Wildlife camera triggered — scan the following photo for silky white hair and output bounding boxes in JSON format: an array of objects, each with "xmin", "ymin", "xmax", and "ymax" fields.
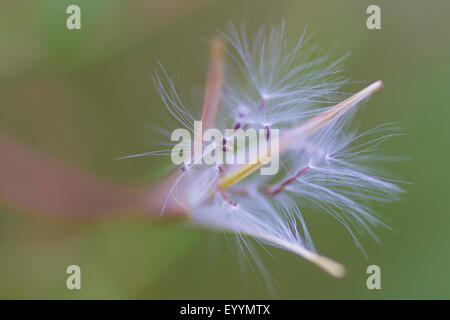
[{"xmin": 131, "ymin": 23, "xmax": 405, "ymax": 279}]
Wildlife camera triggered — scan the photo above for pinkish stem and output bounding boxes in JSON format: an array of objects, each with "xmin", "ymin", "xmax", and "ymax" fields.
[{"xmin": 265, "ymin": 165, "xmax": 311, "ymax": 196}]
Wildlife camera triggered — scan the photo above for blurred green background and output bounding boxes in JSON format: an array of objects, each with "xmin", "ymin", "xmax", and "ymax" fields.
[{"xmin": 0, "ymin": 0, "xmax": 449, "ymax": 299}]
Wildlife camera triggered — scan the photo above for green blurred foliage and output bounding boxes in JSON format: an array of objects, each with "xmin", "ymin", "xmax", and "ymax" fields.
[{"xmin": 0, "ymin": 0, "xmax": 449, "ymax": 299}]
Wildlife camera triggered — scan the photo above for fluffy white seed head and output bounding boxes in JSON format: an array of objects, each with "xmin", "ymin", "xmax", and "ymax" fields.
[{"xmin": 133, "ymin": 24, "xmax": 404, "ymax": 278}]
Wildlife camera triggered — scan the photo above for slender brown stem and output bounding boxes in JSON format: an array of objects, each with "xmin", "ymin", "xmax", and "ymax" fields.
[
  {"xmin": 219, "ymin": 189, "xmax": 237, "ymax": 207},
  {"xmin": 200, "ymin": 35, "xmax": 226, "ymax": 132},
  {"xmin": 0, "ymin": 131, "xmax": 186, "ymax": 219},
  {"xmin": 265, "ymin": 165, "xmax": 311, "ymax": 196}
]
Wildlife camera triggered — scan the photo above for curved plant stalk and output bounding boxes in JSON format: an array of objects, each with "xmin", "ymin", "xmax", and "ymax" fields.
[{"xmin": 0, "ymin": 131, "xmax": 186, "ymax": 219}]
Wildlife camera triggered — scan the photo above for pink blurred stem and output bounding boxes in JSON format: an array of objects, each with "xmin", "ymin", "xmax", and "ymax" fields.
[
  {"xmin": 0, "ymin": 132, "xmax": 185, "ymax": 219},
  {"xmin": 200, "ymin": 35, "xmax": 226, "ymax": 132}
]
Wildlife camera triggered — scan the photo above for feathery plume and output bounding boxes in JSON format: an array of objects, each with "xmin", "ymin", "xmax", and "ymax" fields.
[{"xmin": 132, "ymin": 23, "xmax": 404, "ymax": 278}]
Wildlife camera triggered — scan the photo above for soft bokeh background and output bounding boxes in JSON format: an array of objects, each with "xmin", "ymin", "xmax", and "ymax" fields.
[{"xmin": 0, "ymin": 0, "xmax": 449, "ymax": 299}]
